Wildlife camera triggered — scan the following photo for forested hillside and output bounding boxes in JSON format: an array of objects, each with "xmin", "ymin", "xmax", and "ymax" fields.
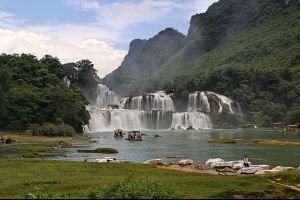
[
  {"xmin": 0, "ymin": 54, "xmax": 100, "ymax": 134},
  {"xmin": 104, "ymin": 0, "xmax": 300, "ymax": 126}
]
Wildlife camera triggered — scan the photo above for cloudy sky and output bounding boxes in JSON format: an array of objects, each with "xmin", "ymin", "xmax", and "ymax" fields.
[{"xmin": 0, "ymin": 0, "xmax": 217, "ymax": 77}]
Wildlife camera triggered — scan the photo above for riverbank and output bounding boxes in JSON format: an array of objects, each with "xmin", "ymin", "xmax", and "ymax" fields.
[
  {"xmin": 0, "ymin": 132, "xmax": 89, "ymax": 144},
  {"xmin": 0, "ymin": 132, "xmax": 91, "ymax": 158},
  {"xmin": 0, "ymin": 158, "xmax": 299, "ymax": 199}
]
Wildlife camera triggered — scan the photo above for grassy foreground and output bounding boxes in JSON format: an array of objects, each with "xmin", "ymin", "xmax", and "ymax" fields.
[{"xmin": 0, "ymin": 159, "xmax": 299, "ymax": 199}]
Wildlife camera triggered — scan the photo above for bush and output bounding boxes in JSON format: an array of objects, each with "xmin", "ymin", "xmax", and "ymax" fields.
[
  {"xmin": 86, "ymin": 176, "xmax": 181, "ymax": 199},
  {"xmin": 78, "ymin": 148, "xmax": 118, "ymax": 154},
  {"xmin": 32, "ymin": 123, "xmax": 76, "ymax": 136},
  {"xmin": 210, "ymin": 113, "xmax": 245, "ymax": 129}
]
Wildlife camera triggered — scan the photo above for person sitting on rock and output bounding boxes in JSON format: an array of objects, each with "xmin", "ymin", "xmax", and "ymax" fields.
[{"xmin": 243, "ymin": 155, "xmax": 250, "ymax": 168}]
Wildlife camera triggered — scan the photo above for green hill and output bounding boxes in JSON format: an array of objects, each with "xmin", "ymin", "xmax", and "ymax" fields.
[{"xmin": 151, "ymin": 0, "xmax": 300, "ymax": 85}]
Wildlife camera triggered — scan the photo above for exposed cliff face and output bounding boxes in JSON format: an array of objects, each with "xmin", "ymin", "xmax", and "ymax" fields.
[
  {"xmin": 103, "ymin": 28, "xmax": 186, "ymax": 96},
  {"xmin": 186, "ymin": 0, "xmax": 265, "ymax": 59}
]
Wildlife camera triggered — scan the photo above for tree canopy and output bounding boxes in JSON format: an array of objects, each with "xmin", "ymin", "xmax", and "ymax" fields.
[{"xmin": 0, "ymin": 54, "xmax": 100, "ymax": 134}]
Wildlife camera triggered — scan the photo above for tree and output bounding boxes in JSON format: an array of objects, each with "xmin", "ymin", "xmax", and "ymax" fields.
[
  {"xmin": 0, "ymin": 54, "xmax": 93, "ymax": 133},
  {"xmin": 0, "ymin": 66, "xmax": 11, "ymax": 127},
  {"xmin": 40, "ymin": 55, "xmax": 63, "ymax": 79}
]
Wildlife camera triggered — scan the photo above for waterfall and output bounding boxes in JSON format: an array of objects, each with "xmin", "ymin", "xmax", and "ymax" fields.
[
  {"xmin": 188, "ymin": 92, "xmax": 210, "ymax": 113},
  {"xmin": 95, "ymin": 84, "xmax": 119, "ymax": 107},
  {"xmin": 63, "ymin": 77, "xmax": 70, "ymax": 87},
  {"xmin": 171, "ymin": 112, "xmax": 212, "ymax": 130},
  {"xmin": 86, "ymin": 106, "xmax": 174, "ymax": 132},
  {"xmin": 86, "ymin": 85, "xmax": 245, "ymax": 132},
  {"xmin": 120, "ymin": 91, "xmax": 175, "ymax": 111},
  {"xmin": 188, "ymin": 91, "xmax": 242, "ymax": 115}
]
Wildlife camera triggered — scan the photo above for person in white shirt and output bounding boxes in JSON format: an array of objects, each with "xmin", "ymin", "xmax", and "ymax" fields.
[{"xmin": 244, "ymin": 155, "xmax": 249, "ymax": 168}]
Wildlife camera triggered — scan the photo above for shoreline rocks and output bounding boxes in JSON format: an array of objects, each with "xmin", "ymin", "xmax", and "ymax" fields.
[
  {"xmin": 179, "ymin": 159, "xmax": 194, "ymax": 166},
  {"xmin": 142, "ymin": 157, "xmax": 298, "ymax": 176},
  {"xmin": 205, "ymin": 158, "xmax": 225, "ymax": 167},
  {"xmin": 144, "ymin": 159, "xmax": 163, "ymax": 165}
]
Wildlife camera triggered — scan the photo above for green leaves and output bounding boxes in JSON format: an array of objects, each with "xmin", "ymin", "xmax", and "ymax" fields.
[{"xmin": 0, "ymin": 54, "xmax": 93, "ymax": 133}]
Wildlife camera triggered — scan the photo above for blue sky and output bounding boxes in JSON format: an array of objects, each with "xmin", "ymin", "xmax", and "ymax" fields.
[{"xmin": 0, "ymin": 0, "xmax": 218, "ymax": 77}]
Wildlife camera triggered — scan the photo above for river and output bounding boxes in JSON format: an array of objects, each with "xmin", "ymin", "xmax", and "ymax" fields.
[{"xmin": 51, "ymin": 129, "xmax": 300, "ymax": 168}]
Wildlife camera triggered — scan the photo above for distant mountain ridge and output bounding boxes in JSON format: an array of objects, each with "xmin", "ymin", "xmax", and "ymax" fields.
[{"xmin": 104, "ymin": 28, "xmax": 186, "ymax": 95}]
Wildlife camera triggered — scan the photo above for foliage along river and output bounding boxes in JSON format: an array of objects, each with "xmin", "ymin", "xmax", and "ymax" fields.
[{"xmin": 50, "ymin": 129, "xmax": 300, "ymax": 168}]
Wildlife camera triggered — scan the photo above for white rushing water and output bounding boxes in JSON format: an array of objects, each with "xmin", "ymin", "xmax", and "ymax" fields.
[
  {"xmin": 85, "ymin": 86, "xmax": 245, "ymax": 132},
  {"xmin": 171, "ymin": 112, "xmax": 212, "ymax": 130},
  {"xmin": 188, "ymin": 91, "xmax": 242, "ymax": 115},
  {"xmin": 120, "ymin": 91, "xmax": 175, "ymax": 111},
  {"xmin": 86, "ymin": 106, "xmax": 173, "ymax": 132},
  {"xmin": 95, "ymin": 84, "xmax": 119, "ymax": 107}
]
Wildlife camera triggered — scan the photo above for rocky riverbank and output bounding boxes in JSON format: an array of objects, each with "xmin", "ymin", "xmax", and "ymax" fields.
[{"xmin": 152, "ymin": 158, "xmax": 300, "ymax": 177}]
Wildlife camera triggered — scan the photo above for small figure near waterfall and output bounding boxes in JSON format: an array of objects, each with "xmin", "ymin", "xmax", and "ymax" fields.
[{"xmin": 243, "ymin": 155, "xmax": 250, "ymax": 168}]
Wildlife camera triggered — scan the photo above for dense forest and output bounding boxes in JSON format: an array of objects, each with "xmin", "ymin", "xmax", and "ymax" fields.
[
  {"xmin": 0, "ymin": 54, "xmax": 100, "ymax": 135},
  {"xmin": 165, "ymin": 67, "xmax": 300, "ymax": 127}
]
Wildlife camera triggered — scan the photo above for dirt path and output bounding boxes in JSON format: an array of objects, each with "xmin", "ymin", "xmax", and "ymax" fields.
[{"xmin": 266, "ymin": 178, "xmax": 300, "ymax": 192}]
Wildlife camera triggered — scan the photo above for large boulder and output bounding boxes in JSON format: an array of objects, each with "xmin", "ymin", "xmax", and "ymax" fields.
[
  {"xmin": 238, "ymin": 167, "xmax": 263, "ymax": 174},
  {"xmin": 179, "ymin": 159, "xmax": 193, "ymax": 166},
  {"xmin": 272, "ymin": 166, "xmax": 293, "ymax": 172},
  {"xmin": 211, "ymin": 161, "xmax": 234, "ymax": 168},
  {"xmin": 232, "ymin": 162, "xmax": 245, "ymax": 170},
  {"xmin": 205, "ymin": 158, "xmax": 225, "ymax": 167},
  {"xmin": 144, "ymin": 159, "xmax": 163, "ymax": 165}
]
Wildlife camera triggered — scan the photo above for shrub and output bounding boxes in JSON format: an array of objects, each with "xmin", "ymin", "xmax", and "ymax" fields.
[
  {"xmin": 32, "ymin": 123, "xmax": 75, "ymax": 136},
  {"xmin": 86, "ymin": 176, "xmax": 181, "ymax": 199},
  {"xmin": 78, "ymin": 148, "xmax": 118, "ymax": 154}
]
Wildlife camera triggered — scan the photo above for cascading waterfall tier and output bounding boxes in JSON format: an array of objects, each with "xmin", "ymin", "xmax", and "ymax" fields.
[
  {"xmin": 171, "ymin": 112, "xmax": 212, "ymax": 130},
  {"xmin": 188, "ymin": 91, "xmax": 242, "ymax": 115},
  {"xmin": 120, "ymin": 91, "xmax": 175, "ymax": 111},
  {"xmin": 86, "ymin": 106, "xmax": 173, "ymax": 132},
  {"xmin": 95, "ymin": 84, "xmax": 119, "ymax": 107}
]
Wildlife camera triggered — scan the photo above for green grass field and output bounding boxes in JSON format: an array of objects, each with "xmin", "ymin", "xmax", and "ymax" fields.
[{"xmin": 0, "ymin": 159, "xmax": 299, "ymax": 199}]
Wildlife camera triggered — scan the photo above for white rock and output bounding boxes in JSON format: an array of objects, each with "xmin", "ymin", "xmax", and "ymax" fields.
[
  {"xmin": 238, "ymin": 167, "xmax": 263, "ymax": 174},
  {"xmin": 211, "ymin": 161, "xmax": 234, "ymax": 168},
  {"xmin": 96, "ymin": 157, "xmax": 117, "ymax": 163},
  {"xmin": 205, "ymin": 158, "xmax": 225, "ymax": 167},
  {"xmin": 144, "ymin": 159, "xmax": 163, "ymax": 165},
  {"xmin": 233, "ymin": 163, "xmax": 245, "ymax": 170},
  {"xmin": 271, "ymin": 166, "xmax": 293, "ymax": 172},
  {"xmin": 251, "ymin": 165, "xmax": 270, "ymax": 170},
  {"xmin": 272, "ymin": 166, "xmax": 285, "ymax": 172},
  {"xmin": 179, "ymin": 159, "xmax": 193, "ymax": 166}
]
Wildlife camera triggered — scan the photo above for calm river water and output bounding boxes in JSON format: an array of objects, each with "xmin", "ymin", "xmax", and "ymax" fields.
[{"xmin": 51, "ymin": 129, "xmax": 300, "ymax": 168}]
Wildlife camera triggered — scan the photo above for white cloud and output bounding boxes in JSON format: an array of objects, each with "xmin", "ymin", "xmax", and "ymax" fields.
[
  {"xmin": 65, "ymin": 0, "xmax": 218, "ymax": 29},
  {"xmin": 0, "ymin": 28, "xmax": 126, "ymax": 77},
  {"xmin": 0, "ymin": 0, "xmax": 218, "ymax": 77}
]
